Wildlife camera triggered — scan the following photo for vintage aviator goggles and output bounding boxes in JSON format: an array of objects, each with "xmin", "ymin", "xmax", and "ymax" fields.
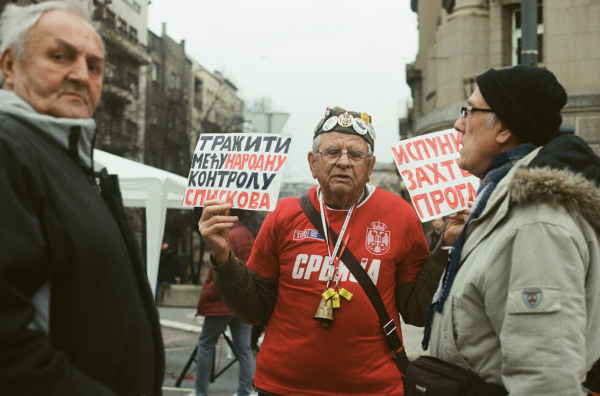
[
  {"xmin": 460, "ymin": 106, "xmax": 493, "ymax": 118},
  {"xmin": 316, "ymin": 148, "xmax": 371, "ymax": 166}
]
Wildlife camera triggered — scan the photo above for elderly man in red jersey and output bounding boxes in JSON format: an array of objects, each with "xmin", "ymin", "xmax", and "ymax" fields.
[{"xmin": 199, "ymin": 106, "xmax": 466, "ymax": 395}]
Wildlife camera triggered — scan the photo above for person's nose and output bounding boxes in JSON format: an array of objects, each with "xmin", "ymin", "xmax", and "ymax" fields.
[
  {"xmin": 336, "ymin": 151, "xmax": 352, "ymax": 168},
  {"xmin": 68, "ymin": 56, "xmax": 91, "ymax": 83},
  {"xmin": 453, "ymin": 117, "xmax": 465, "ymax": 133}
]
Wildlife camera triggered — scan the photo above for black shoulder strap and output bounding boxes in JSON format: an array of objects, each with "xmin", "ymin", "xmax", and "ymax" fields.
[{"xmin": 298, "ymin": 194, "xmax": 411, "ymax": 375}]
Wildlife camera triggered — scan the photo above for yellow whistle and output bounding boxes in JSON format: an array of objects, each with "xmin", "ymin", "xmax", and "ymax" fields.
[
  {"xmin": 332, "ymin": 293, "xmax": 341, "ymax": 308},
  {"xmin": 339, "ymin": 288, "xmax": 353, "ymax": 301},
  {"xmin": 322, "ymin": 288, "xmax": 336, "ymax": 300}
]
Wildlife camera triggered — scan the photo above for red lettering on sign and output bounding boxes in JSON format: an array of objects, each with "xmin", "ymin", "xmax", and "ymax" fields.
[
  {"xmin": 444, "ymin": 187, "xmax": 459, "ymax": 210},
  {"xmin": 249, "ymin": 192, "xmax": 260, "ymax": 209},
  {"xmin": 430, "ymin": 190, "xmax": 444, "ymax": 215},
  {"xmin": 238, "ymin": 192, "xmax": 249, "ymax": 208},
  {"xmin": 259, "ymin": 193, "xmax": 271, "ymax": 210},
  {"xmin": 425, "ymin": 163, "xmax": 448, "ymax": 184},
  {"xmin": 401, "ymin": 170, "xmax": 416, "ymax": 190},
  {"xmin": 416, "ymin": 167, "xmax": 433, "ymax": 188},
  {"xmin": 224, "ymin": 154, "xmax": 236, "ymax": 170},
  {"xmin": 391, "ymin": 145, "xmax": 411, "ymax": 165},
  {"xmin": 414, "ymin": 193, "xmax": 433, "ymax": 218}
]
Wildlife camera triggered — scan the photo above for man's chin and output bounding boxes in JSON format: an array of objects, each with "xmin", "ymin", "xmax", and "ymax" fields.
[{"xmin": 49, "ymin": 106, "xmax": 93, "ymax": 119}]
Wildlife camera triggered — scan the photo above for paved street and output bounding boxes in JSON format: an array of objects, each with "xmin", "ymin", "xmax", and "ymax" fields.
[{"xmin": 158, "ymin": 306, "xmax": 428, "ymax": 396}]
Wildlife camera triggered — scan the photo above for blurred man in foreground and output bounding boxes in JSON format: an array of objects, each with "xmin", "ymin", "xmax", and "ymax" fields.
[{"xmin": 0, "ymin": 2, "xmax": 164, "ymax": 394}]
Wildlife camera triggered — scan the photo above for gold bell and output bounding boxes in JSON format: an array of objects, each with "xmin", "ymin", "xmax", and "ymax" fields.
[{"xmin": 313, "ymin": 298, "xmax": 334, "ymax": 328}]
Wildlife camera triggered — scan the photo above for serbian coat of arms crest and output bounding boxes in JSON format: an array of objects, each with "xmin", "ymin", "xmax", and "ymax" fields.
[{"xmin": 365, "ymin": 221, "xmax": 390, "ymax": 255}]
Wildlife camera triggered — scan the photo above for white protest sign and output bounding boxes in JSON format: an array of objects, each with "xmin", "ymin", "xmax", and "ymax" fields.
[
  {"xmin": 182, "ymin": 133, "xmax": 291, "ymax": 211},
  {"xmin": 390, "ymin": 129, "xmax": 480, "ymax": 222}
]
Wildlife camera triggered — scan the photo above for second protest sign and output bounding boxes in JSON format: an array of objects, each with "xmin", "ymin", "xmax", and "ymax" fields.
[{"xmin": 390, "ymin": 129, "xmax": 480, "ymax": 222}]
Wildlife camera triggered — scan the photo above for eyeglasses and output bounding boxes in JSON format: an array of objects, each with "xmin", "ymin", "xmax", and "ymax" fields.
[
  {"xmin": 317, "ymin": 148, "xmax": 371, "ymax": 166},
  {"xmin": 460, "ymin": 106, "xmax": 493, "ymax": 118}
]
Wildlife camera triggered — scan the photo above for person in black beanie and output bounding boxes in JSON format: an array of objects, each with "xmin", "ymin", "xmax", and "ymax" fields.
[{"xmin": 415, "ymin": 66, "xmax": 600, "ymax": 396}]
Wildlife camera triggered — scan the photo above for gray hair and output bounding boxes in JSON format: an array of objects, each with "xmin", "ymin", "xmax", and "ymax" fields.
[
  {"xmin": 312, "ymin": 134, "xmax": 374, "ymax": 158},
  {"xmin": 486, "ymin": 112, "xmax": 498, "ymax": 130},
  {"xmin": 0, "ymin": 1, "xmax": 98, "ymax": 84}
]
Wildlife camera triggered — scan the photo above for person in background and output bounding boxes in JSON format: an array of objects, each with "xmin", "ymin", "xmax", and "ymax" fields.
[
  {"xmin": 195, "ymin": 209, "xmax": 255, "ymax": 396},
  {"xmin": 425, "ymin": 217, "xmax": 447, "ymax": 252},
  {"xmin": 156, "ymin": 242, "xmax": 181, "ymax": 301},
  {"xmin": 0, "ymin": 1, "xmax": 164, "ymax": 394}
]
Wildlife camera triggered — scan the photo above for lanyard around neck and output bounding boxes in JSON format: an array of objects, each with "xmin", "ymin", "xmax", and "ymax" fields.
[{"xmin": 319, "ymin": 190, "xmax": 357, "ymax": 287}]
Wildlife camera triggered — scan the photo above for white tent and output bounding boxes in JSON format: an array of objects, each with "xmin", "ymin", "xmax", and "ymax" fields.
[{"xmin": 93, "ymin": 150, "xmax": 191, "ymax": 296}]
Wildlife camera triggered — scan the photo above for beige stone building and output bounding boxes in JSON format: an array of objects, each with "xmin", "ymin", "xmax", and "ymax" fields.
[
  {"xmin": 189, "ymin": 59, "xmax": 245, "ymax": 152},
  {"xmin": 406, "ymin": 0, "xmax": 600, "ymax": 153}
]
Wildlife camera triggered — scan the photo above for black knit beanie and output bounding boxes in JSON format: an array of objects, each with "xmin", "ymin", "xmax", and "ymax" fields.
[{"xmin": 476, "ymin": 66, "xmax": 567, "ymax": 146}]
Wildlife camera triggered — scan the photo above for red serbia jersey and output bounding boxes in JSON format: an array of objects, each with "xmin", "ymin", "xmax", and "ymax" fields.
[{"xmin": 246, "ymin": 186, "xmax": 429, "ymax": 396}]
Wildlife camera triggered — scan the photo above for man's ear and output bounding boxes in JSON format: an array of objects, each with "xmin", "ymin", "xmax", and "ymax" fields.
[
  {"xmin": 366, "ymin": 155, "xmax": 376, "ymax": 183},
  {"xmin": 494, "ymin": 119, "xmax": 521, "ymax": 147},
  {"xmin": 0, "ymin": 47, "xmax": 17, "ymax": 90},
  {"xmin": 308, "ymin": 151, "xmax": 317, "ymax": 179}
]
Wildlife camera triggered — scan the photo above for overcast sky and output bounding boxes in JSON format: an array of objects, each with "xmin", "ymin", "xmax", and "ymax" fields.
[{"xmin": 147, "ymin": 0, "xmax": 419, "ymax": 183}]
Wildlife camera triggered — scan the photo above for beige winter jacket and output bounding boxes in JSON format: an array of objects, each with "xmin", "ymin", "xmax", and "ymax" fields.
[{"xmin": 430, "ymin": 148, "xmax": 600, "ymax": 395}]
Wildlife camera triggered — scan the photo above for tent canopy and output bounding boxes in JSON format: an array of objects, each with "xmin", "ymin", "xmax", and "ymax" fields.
[{"xmin": 93, "ymin": 150, "xmax": 191, "ymax": 296}]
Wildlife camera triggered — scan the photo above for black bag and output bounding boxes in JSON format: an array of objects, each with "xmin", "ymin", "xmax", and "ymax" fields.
[{"xmin": 403, "ymin": 356, "xmax": 507, "ymax": 396}]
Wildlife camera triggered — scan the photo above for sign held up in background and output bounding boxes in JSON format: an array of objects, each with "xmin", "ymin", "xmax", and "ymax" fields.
[
  {"xmin": 183, "ymin": 133, "xmax": 291, "ymax": 211},
  {"xmin": 390, "ymin": 129, "xmax": 480, "ymax": 222}
]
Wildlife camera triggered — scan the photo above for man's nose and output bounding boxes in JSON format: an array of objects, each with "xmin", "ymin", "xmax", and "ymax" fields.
[
  {"xmin": 336, "ymin": 152, "xmax": 352, "ymax": 167},
  {"xmin": 453, "ymin": 117, "xmax": 464, "ymax": 133},
  {"xmin": 68, "ymin": 57, "xmax": 91, "ymax": 82}
]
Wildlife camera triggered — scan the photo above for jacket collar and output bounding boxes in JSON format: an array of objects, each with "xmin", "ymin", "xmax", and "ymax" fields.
[
  {"xmin": 0, "ymin": 90, "xmax": 97, "ymax": 169},
  {"xmin": 461, "ymin": 144, "xmax": 600, "ymax": 260}
]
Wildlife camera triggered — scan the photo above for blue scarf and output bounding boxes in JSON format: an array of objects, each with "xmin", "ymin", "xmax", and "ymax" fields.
[{"xmin": 422, "ymin": 143, "xmax": 537, "ymax": 350}]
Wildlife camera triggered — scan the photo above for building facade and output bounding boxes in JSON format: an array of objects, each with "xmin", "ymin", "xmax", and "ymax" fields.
[
  {"xmin": 92, "ymin": 0, "xmax": 150, "ymax": 161},
  {"xmin": 190, "ymin": 60, "xmax": 245, "ymax": 143},
  {"xmin": 406, "ymin": 0, "xmax": 600, "ymax": 154}
]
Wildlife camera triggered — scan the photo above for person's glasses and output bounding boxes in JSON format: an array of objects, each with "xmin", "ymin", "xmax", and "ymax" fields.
[
  {"xmin": 317, "ymin": 148, "xmax": 371, "ymax": 166},
  {"xmin": 460, "ymin": 106, "xmax": 493, "ymax": 118}
]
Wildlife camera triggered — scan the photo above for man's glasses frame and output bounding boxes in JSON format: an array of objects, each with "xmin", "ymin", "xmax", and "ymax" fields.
[
  {"xmin": 460, "ymin": 106, "xmax": 493, "ymax": 118},
  {"xmin": 316, "ymin": 148, "xmax": 371, "ymax": 166}
]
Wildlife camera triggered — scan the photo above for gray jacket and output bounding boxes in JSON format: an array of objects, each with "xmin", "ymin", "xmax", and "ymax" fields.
[{"xmin": 430, "ymin": 144, "xmax": 600, "ymax": 395}]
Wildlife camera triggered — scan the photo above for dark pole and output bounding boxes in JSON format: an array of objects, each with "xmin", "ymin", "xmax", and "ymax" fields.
[{"xmin": 520, "ymin": 0, "xmax": 538, "ymax": 67}]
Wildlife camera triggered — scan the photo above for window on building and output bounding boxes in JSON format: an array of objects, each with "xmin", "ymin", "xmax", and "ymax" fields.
[
  {"xmin": 168, "ymin": 71, "xmax": 178, "ymax": 90},
  {"xmin": 149, "ymin": 105, "xmax": 158, "ymax": 125},
  {"xmin": 195, "ymin": 78, "xmax": 203, "ymax": 92},
  {"xmin": 106, "ymin": 9, "xmax": 116, "ymax": 29},
  {"xmin": 129, "ymin": 26, "xmax": 138, "ymax": 43},
  {"xmin": 92, "ymin": 0, "xmax": 104, "ymax": 20},
  {"xmin": 128, "ymin": 72, "xmax": 139, "ymax": 98},
  {"xmin": 151, "ymin": 62, "xmax": 160, "ymax": 82},
  {"xmin": 194, "ymin": 78, "xmax": 203, "ymax": 110},
  {"xmin": 123, "ymin": 0, "xmax": 142, "ymax": 13},
  {"xmin": 126, "ymin": 120, "xmax": 138, "ymax": 141},
  {"xmin": 117, "ymin": 18, "xmax": 127, "ymax": 35},
  {"xmin": 104, "ymin": 62, "xmax": 116, "ymax": 83},
  {"xmin": 512, "ymin": 0, "xmax": 544, "ymax": 65}
]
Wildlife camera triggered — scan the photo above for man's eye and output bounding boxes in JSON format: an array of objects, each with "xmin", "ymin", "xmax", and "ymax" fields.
[
  {"xmin": 52, "ymin": 53, "xmax": 65, "ymax": 61},
  {"xmin": 88, "ymin": 63, "xmax": 102, "ymax": 74},
  {"xmin": 325, "ymin": 149, "xmax": 340, "ymax": 156},
  {"xmin": 348, "ymin": 151, "xmax": 362, "ymax": 159}
]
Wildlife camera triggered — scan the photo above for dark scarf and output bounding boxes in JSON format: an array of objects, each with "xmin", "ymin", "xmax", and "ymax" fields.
[{"xmin": 422, "ymin": 143, "xmax": 537, "ymax": 350}]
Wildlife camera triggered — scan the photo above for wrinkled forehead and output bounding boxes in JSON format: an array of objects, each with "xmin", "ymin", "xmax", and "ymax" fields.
[
  {"xmin": 27, "ymin": 10, "xmax": 104, "ymax": 54},
  {"xmin": 319, "ymin": 131, "xmax": 369, "ymax": 151}
]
